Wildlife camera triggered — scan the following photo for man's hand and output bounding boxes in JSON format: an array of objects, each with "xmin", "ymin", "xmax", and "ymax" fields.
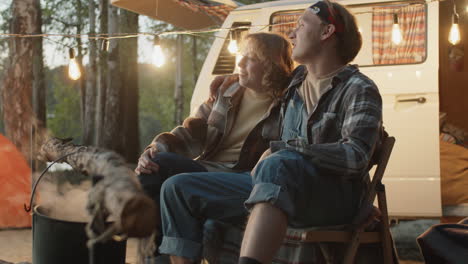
[
  {"xmin": 208, "ymin": 74, "xmax": 239, "ymax": 103},
  {"xmin": 252, "ymin": 148, "xmax": 272, "ymax": 175},
  {"xmin": 135, "ymin": 147, "xmax": 160, "ymax": 175}
]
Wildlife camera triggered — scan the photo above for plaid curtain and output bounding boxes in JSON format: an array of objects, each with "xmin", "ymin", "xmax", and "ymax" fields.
[
  {"xmin": 270, "ymin": 11, "xmax": 301, "ymax": 37},
  {"xmin": 173, "ymin": 0, "xmax": 235, "ymax": 25},
  {"xmin": 372, "ymin": 4, "xmax": 426, "ymax": 64}
]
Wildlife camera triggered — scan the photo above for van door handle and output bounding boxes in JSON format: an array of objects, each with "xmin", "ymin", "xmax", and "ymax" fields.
[{"xmin": 397, "ymin": 97, "xmax": 426, "ymax": 104}]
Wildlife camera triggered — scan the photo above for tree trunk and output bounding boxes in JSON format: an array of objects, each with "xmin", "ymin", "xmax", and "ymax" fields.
[
  {"xmin": 1, "ymin": 0, "xmax": 39, "ymax": 162},
  {"xmin": 102, "ymin": 5, "xmax": 121, "ymax": 150},
  {"xmin": 192, "ymin": 36, "xmax": 198, "ymax": 86},
  {"xmin": 119, "ymin": 10, "xmax": 139, "ymax": 162},
  {"xmin": 32, "ymin": 0, "xmax": 45, "ymax": 128},
  {"xmin": 174, "ymin": 35, "xmax": 184, "ymax": 126},
  {"xmin": 84, "ymin": 0, "xmax": 97, "ymax": 145},
  {"xmin": 75, "ymin": 0, "xmax": 87, "ymax": 140},
  {"xmin": 95, "ymin": 0, "xmax": 108, "ymax": 146},
  {"xmin": 39, "ymin": 137, "xmax": 157, "ymax": 237},
  {"xmin": 32, "ymin": 0, "xmax": 46, "ymax": 171}
]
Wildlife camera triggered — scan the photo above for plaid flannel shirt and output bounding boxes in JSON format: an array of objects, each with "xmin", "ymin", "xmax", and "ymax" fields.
[
  {"xmin": 270, "ymin": 65, "xmax": 383, "ymax": 179},
  {"xmin": 147, "ymin": 83, "xmax": 282, "ymax": 171}
]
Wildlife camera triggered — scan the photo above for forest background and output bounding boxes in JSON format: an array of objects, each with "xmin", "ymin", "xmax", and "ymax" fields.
[{"xmin": 0, "ymin": 0, "xmax": 259, "ymax": 166}]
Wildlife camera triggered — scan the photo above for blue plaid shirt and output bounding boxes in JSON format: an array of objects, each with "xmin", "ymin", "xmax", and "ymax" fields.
[{"xmin": 270, "ymin": 65, "xmax": 383, "ymax": 179}]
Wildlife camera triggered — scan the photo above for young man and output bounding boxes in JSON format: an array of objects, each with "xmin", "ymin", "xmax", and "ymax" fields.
[
  {"xmin": 238, "ymin": 1, "xmax": 382, "ymax": 263},
  {"xmin": 160, "ymin": 1, "xmax": 382, "ymax": 263}
]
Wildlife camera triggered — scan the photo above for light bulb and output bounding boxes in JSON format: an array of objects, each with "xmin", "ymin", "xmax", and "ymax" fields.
[
  {"xmin": 228, "ymin": 39, "xmax": 238, "ymax": 54},
  {"xmin": 392, "ymin": 24, "xmax": 403, "ymax": 45},
  {"xmin": 392, "ymin": 14, "xmax": 403, "ymax": 45},
  {"xmin": 449, "ymin": 14, "xmax": 461, "ymax": 45},
  {"xmin": 449, "ymin": 23, "xmax": 460, "ymax": 45},
  {"xmin": 152, "ymin": 36, "xmax": 165, "ymax": 67},
  {"xmin": 152, "ymin": 45, "xmax": 165, "ymax": 67},
  {"xmin": 68, "ymin": 48, "xmax": 81, "ymax": 80}
]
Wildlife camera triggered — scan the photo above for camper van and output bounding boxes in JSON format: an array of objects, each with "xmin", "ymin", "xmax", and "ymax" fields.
[{"xmin": 191, "ymin": 0, "xmax": 468, "ymax": 219}]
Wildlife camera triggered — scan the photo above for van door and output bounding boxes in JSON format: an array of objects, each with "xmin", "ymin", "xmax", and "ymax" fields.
[{"xmin": 351, "ymin": 1, "xmax": 441, "ymax": 217}]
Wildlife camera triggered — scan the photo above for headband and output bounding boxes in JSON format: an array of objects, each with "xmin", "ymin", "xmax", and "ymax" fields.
[{"xmin": 308, "ymin": 1, "xmax": 344, "ymax": 33}]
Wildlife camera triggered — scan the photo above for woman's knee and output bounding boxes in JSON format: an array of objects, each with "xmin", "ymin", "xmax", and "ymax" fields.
[
  {"xmin": 151, "ymin": 152, "xmax": 180, "ymax": 165},
  {"xmin": 160, "ymin": 173, "xmax": 193, "ymax": 200}
]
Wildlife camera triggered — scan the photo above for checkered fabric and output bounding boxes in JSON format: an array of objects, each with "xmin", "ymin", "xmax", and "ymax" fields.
[
  {"xmin": 372, "ymin": 4, "xmax": 426, "ymax": 64},
  {"xmin": 173, "ymin": 0, "xmax": 235, "ymax": 25}
]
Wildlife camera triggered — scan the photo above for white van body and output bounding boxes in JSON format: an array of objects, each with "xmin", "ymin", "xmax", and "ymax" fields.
[{"xmin": 191, "ymin": 0, "xmax": 442, "ymax": 218}]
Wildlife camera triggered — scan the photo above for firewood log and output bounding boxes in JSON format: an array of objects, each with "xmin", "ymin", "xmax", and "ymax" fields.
[{"xmin": 39, "ymin": 137, "xmax": 156, "ymax": 238}]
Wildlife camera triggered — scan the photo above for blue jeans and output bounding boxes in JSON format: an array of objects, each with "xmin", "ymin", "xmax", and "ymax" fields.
[
  {"xmin": 245, "ymin": 91, "xmax": 360, "ymax": 226},
  {"xmin": 137, "ymin": 152, "xmax": 208, "ymax": 251},
  {"xmin": 159, "ymin": 171, "xmax": 252, "ymax": 260},
  {"xmin": 158, "ymin": 92, "xmax": 361, "ymax": 259}
]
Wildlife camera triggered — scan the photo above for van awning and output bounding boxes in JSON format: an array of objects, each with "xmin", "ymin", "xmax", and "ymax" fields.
[{"xmin": 110, "ymin": 0, "xmax": 237, "ymax": 30}]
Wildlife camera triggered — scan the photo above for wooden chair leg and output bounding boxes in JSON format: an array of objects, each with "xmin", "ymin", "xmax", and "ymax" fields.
[
  {"xmin": 342, "ymin": 230, "xmax": 361, "ymax": 264},
  {"xmin": 377, "ymin": 183, "xmax": 394, "ymax": 264}
]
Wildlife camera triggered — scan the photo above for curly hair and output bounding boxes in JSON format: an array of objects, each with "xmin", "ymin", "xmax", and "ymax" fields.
[{"xmin": 242, "ymin": 33, "xmax": 294, "ymax": 98}]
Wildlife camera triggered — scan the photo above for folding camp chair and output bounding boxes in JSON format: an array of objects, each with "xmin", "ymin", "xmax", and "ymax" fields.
[{"xmin": 297, "ymin": 135, "xmax": 396, "ymax": 264}]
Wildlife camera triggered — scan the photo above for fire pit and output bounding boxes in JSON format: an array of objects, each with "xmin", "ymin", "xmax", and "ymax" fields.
[{"xmin": 32, "ymin": 205, "xmax": 126, "ymax": 264}]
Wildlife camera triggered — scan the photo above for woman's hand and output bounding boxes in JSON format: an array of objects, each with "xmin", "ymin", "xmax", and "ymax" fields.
[
  {"xmin": 134, "ymin": 147, "xmax": 160, "ymax": 175},
  {"xmin": 208, "ymin": 74, "xmax": 239, "ymax": 103}
]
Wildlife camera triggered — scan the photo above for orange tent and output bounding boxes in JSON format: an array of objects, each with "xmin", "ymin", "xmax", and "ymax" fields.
[{"xmin": 0, "ymin": 134, "xmax": 32, "ymax": 228}]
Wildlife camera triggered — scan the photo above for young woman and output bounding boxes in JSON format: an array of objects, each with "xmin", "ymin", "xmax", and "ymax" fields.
[{"xmin": 135, "ymin": 32, "xmax": 293, "ymax": 259}]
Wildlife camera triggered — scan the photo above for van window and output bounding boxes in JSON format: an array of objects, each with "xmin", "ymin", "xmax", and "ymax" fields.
[
  {"xmin": 269, "ymin": 2, "xmax": 427, "ymax": 66},
  {"xmin": 212, "ymin": 22, "xmax": 251, "ymax": 75},
  {"xmin": 270, "ymin": 10, "xmax": 302, "ymax": 37}
]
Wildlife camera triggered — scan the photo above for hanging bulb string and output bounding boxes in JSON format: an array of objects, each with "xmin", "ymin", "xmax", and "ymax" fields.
[
  {"xmin": 0, "ymin": 0, "xmax": 455, "ymax": 41},
  {"xmin": 448, "ymin": 0, "xmax": 461, "ymax": 45},
  {"xmin": 0, "ymin": 0, "xmax": 452, "ymax": 41},
  {"xmin": 452, "ymin": 0, "xmax": 459, "ymax": 17},
  {"xmin": 0, "ymin": 21, "xmax": 305, "ymax": 41},
  {"xmin": 43, "ymin": 36, "xmax": 75, "ymax": 49}
]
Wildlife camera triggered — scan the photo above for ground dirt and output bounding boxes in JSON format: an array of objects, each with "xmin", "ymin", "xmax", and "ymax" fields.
[
  {"xmin": 0, "ymin": 227, "xmax": 426, "ymax": 264},
  {"xmin": 0, "ymin": 229, "xmax": 139, "ymax": 264}
]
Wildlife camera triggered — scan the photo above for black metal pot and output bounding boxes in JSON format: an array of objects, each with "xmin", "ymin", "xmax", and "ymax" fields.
[{"xmin": 32, "ymin": 205, "xmax": 127, "ymax": 264}]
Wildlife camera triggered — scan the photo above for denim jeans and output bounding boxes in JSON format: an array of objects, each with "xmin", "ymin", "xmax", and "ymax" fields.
[
  {"xmin": 159, "ymin": 171, "xmax": 252, "ymax": 260},
  {"xmin": 158, "ymin": 92, "xmax": 361, "ymax": 259},
  {"xmin": 245, "ymin": 91, "xmax": 360, "ymax": 226},
  {"xmin": 137, "ymin": 152, "xmax": 208, "ymax": 251}
]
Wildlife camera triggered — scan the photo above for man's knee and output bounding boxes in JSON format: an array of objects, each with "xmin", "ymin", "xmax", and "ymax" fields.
[
  {"xmin": 254, "ymin": 150, "xmax": 310, "ymax": 182},
  {"xmin": 261, "ymin": 150, "xmax": 306, "ymax": 167}
]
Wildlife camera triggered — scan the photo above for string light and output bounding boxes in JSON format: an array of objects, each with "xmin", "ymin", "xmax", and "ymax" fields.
[
  {"xmin": 392, "ymin": 13, "xmax": 403, "ymax": 45},
  {"xmin": 101, "ymin": 39, "xmax": 109, "ymax": 51},
  {"xmin": 152, "ymin": 35, "xmax": 165, "ymax": 67},
  {"xmin": 449, "ymin": 3, "xmax": 460, "ymax": 45},
  {"xmin": 1, "ymin": 0, "xmax": 463, "ymax": 60},
  {"xmin": 68, "ymin": 48, "xmax": 81, "ymax": 80},
  {"xmin": 227, "ymin": 30, "xmax": 238, "ymax": 54}
]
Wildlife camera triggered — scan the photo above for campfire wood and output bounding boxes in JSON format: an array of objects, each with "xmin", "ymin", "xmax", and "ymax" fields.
[{"xmin": 38, "ymin": 137, "xmax": 157, "ymax": 238}]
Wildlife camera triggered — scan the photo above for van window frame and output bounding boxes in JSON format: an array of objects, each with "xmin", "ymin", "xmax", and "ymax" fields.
[
  {"xmin": 212, "ymin": 21, "xmax": 251, "ymax": 75},
  {"xmin": 268, "ymin": 0, "xmax": 428, "ymax": 67}
]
